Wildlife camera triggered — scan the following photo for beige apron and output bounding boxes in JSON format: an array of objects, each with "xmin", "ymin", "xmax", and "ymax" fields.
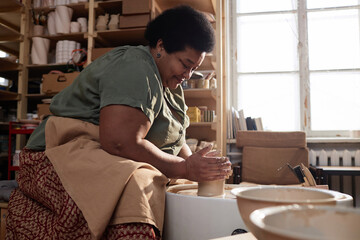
[{"xmin": 45, "ymin": 116, "xmax": 168, "ymax": 239}]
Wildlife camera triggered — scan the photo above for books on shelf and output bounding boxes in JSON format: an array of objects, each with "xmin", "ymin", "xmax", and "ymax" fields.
[
  {"xmin": 227, "ymin": 107, "xmax": 264, "ymax": 139},
  {"xmin": 255, "ymin": 117, "xmax": 264, "ymax": 131},
  {"xmin": 246, "ymin": 117, "xmax": 256, "ymax": 131},
  {"xmin": 238, "ymin": 109, "xmax": 247, "ymax": 131}
]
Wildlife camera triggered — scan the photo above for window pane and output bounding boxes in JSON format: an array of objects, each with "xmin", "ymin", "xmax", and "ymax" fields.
[
  {"xmin": 308, "ymin": 10, "xmax": 360, "ymax": 70},
  {"xmin": 307, "ymin": 0, "xmax": 358, "ymax": 9},
  {"xmin": 310, "ymin": 71, "xmax": 360, "ymax": 130},
  {"xmin": 237, "ymin": 0, "xmax": 296, "ymax": 13},
  {"xmin": 237, "ymin": 73, "xmax": 300, "ymax": 131},
  {"xmin": 0, "ymin": 51, "xmax": 7, "ymax": 58},
  {"xmin": 237, "ymin": 14, "xmax": 298, "ymax": 72}
]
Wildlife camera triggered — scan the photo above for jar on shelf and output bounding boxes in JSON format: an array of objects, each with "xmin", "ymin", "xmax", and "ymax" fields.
[
  {"xmin": 12, "ymin": 150, "xmax": 21, "ymax": 167},
  {"xmin": 188, "ymin": 79, "xmax": 196, "ymax": 88},
  {"xmin": 209, "ymin": 77, "xmax": 217, "ymax": 89},
  {"xmin": 197, "ymin": 79, "xmax": 209, "ymax": 88}
]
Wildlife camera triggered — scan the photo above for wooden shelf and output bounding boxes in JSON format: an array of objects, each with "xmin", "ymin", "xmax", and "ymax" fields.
[
  {"xmin": 184, "ymin": 88, "xmax": 216, "ymax": 100},
  {"xmin": 30, "ymin": 32, "xmax": 86, "ymax": 42},
  {"xmin": 0, "ymin": 0, "xmax": 23, "ymax": 42},
  {"xmin": 198, "ymin": 54, "xmax": 215, "ymax": 71},
  {"xmin": 0, "ymin": 41, "xmax": 19, "ymax": 56},
  {"xmin": 155, "ymin": 0, "xmax": 215, "ymax": 15},
  {"xmin": 27, "ymin": 93, "xmax": 54, "ymax": 99},
  {"xmin": 27, "ymin": 63, "xmax": 69, "ymax": 78},
  {"xmin": 94, "ymin": 28, "xmax": 147, "ymax": 47},
  {"xmin": 0, "ymin": 58, "xmax": 21, "ymax": 80},
  {"xmin": 32, "ymin": 2, "xmax": 88, "ymax": 18},
  {"xmin": 0, "ymin": 57, "xmax": 21, "ymax": 71},
  {"xmin": 29, "ymin": 32, "xmax": 87, "ymax": 50},
  {"xmin": 0, "ymin": 0, "xmax": 24, "ymax": 13},
  {"xmin": 189, "ymin": 122, "xmax": 217, "ymax": 130},
  {"xmin": 0, "ymin": 22, "xmax": 22, "ymax": 42},
  {"xmin": 0, "ymin": 0, "xmax": 23, "ymax": 56},
  {"xmin": 0, "ymin": 10, "xmax": 22, "ymax": 34},
  {"xmin": 0, "ymin": 89, "xmax": 19, "ymax": 101},
  {"xmin": 95, "ymin": 0, "xmax": 123, "ymax": 15}
]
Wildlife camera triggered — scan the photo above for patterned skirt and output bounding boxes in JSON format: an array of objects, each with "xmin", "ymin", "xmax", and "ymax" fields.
[{"xmin": 6, "ymin": 148, "xmax": 159, "ymax": 240}]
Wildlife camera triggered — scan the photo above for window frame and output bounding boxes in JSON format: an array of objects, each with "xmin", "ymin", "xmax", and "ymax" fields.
[{"xmin": 227, "ymin": 0, "xmax": 359, "ymax": 137}]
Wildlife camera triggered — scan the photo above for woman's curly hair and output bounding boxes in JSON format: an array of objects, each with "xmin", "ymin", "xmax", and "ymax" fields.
[{"xmin": 145, "ymin": 5, "xmax": 215, "ymax": 53}]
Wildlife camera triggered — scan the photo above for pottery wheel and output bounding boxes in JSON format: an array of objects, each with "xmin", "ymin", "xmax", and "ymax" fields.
[{"xmin": 167, "ymin": 184, "xmax": 237, "ymax": 199}]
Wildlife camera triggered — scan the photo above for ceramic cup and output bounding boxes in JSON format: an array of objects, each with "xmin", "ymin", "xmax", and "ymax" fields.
[
  {"xmin": 70, "ymin": 22, "xmax": 80, "ymax": 33},
  {"xmin": 33, "ymin": 25, "xmax": 44, "ymax": 36},
  {"xmin": 33, "ymin": 0, "xmax": 41, "ymax": 8},
  {"xmin": 77, "ymin": 17, "xmax": 87, "ymax": 32}
]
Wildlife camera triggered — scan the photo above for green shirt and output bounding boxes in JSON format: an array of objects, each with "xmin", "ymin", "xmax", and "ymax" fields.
[{"xmin": 26, "ymin": 45, "xmax": 189, "ymax": 155}]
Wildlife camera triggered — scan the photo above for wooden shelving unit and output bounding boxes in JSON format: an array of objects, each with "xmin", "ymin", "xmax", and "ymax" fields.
[
  {"xmin": 0, "ymin": 58, "xmax": 21, "ymax": 71},
  {"xmin": 184, "ymin": 88, "xmax": 216, "ymax": 100},
  {"xmin": 31, "ymin": 2, "xmax": 88, "ymax": 17},
  {"xmin": 0, "ymin": 0, "xmax": 23, "ymax": 55},
  {"xmin": 94, "ymin": 28, "xmax": 147, "ymax": 47},
  {"xmin": 0, "ymin": 0, "xmax": 226, "ymax": 155},
  {"xmin": 0, "ymin": 89, "xmax": 18, "ymax": 101},
  {"xmin": 0, "ymin": 0, "xmax": 25, "ymax": 125}
]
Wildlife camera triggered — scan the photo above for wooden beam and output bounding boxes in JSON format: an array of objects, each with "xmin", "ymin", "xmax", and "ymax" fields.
[
  {"xmin": 0, "ymin": 18, "xmax": 20, "ymax": 33},
  {"xmin": 0, "ymin": 45, "xmax": 18, "ymax": 56},
  {"xmin": 0, "ymin": 7, "xmax": 22, "ymax": 14}
]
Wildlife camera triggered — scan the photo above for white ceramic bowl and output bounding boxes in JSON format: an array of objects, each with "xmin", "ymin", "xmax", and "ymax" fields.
[
  {"xmin": 231, "ymin": 186, "xmax": 339, "ymax": 231},
  {"xmin": 250, "ymin": 205, "xmax": 360, "ymax": 240}
]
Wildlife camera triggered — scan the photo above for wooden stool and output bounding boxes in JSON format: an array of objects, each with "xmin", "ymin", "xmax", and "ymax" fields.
[{"xmin": 0, "ymin": 202, "xmax": 8, "ymax": 240}]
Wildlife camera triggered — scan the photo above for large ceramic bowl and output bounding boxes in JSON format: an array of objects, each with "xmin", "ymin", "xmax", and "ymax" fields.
[
  {"xmin": 231, "ymin": 186, "xmax": 339, "ymax": 231},
  {"xmin": 250, "ymin": 205, "xmax": 360, "ymax": 240}
]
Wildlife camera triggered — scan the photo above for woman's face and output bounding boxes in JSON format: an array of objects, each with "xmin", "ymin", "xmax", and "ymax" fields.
[{"xmin": 155, "ymin": 44, "xmax": 206, "ymax": 89}]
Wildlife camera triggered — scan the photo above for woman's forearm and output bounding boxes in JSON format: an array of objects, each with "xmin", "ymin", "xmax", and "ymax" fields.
[
  {"xmin": 178, "ymin": 143, "xmax": 192, "ymax": 159},
  {"xmin": 99, "ymin": 105, "xmax": 231, "ymax": 182},
  {"xmin": 104, "ymin": 137, "xmax": 187, "ymax": 179}
]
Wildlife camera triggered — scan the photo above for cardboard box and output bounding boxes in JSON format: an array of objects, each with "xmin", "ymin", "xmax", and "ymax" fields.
[
  {"xmin": 37, "ymin": 104, "xmax": 51, "ymax": 117},
  {"xmin": 122, "ymin": 0, "xmax": 150, "ymax": 14},
  {"xmin": 119, "ymin": 14, "xmax": 150, "ymax": 28},
  {"xmin": 42, "ymin": 72, "xmax": 80, "ymax": 94},
  {"xmin": 91, "ymin": 48, "xmax": 114, "ymax": 61}
]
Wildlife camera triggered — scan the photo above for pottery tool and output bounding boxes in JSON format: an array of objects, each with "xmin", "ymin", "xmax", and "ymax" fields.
[
  {"xmin": 286, "ymin": 164, "xmax": 310, "ymax": 186},
  {"xmin": 301, "ymin": 163, "xmax": 316, "ymax": 186}
]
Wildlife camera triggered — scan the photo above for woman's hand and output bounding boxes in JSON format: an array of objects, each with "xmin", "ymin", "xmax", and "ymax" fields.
[{"xmin": 185, "ymin": 145, "xmax": 232, "ymax": 182}]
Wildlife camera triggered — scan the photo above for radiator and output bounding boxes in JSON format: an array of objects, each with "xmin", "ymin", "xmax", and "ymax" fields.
[{"xmin": 309, "ymin": 149, "xmax": 360, "ymax": 207}]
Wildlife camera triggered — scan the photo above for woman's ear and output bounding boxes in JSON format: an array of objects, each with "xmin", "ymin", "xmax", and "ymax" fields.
[{"xmin": 156, "ymin": 39, "xmax": 164, "ymax": 52}]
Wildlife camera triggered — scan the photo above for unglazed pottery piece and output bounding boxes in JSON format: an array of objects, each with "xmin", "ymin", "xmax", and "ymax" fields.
[
  {"xmin": 250, "ymin": 204, "xmax": 360, "ymax": 240},
  {"xmin": 197, "ymin": 179, "xmax": 225, "ymax": 197},
  {"xmin": 231, "ymin": 186, "xmax": 343, "ymax": 232}
]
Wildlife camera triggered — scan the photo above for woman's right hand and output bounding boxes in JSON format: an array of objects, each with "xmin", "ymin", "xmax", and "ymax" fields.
[{"xmin": 185, "ymin": 145, "xmax": 232, "ymax": 182}]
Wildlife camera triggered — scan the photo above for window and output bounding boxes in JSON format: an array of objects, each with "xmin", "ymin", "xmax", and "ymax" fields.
[
  {"xmin": 0, "ymin": 50, "xmax": 9, "ymax": 87},
  {"xmin": 228, "ymin": 0, "xmax": 360, "ymax": 137}
]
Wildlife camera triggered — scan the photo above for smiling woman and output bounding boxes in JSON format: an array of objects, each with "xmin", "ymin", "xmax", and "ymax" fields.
[{"xmin": 6, "ymin": 5, "xmax": 231, "ymax": 240}]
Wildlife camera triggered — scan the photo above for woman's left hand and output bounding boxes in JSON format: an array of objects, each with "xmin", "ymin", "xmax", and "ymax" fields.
[{"xmin": 184, "ymin": 145, "xmax": 232, "ymax": 182}]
